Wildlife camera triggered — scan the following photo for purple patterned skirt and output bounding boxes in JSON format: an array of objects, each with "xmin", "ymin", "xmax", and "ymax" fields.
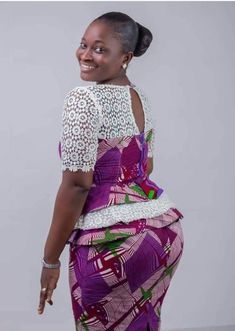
[{"xmin": 67, "ymin": 207, "xmax": 184, "ymax": 331}]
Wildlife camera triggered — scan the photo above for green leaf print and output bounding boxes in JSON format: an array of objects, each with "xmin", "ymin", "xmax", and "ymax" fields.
[
  {"xmin": 129, "ymin": 185, "xmax": 148, "ymax": 198},
  {"xmin": 146, "ymin": 129, "xmax": 153, "ymax": 142},
  {"xmin": 97, "ymin": 237, "xmax": 129, "ymax": 257},
  {"xmin": 148, "ymin": 189, "xmax": 155, "ymax": 199},
  {"xmin": 124, "ymin": 193, "xmax": 138, "ymax": 203},
  {"xmin": 156, "ymin": 306, "xmax": 161, "ymax": 317},
  {"xmin": 140, "ymin": 286, "xmax": 152, "ymax": 300},
  {"xmin": 105, "ymin": 238, "xmax": 128, "ymax": 253},
  {"xmin": 164, "ymin": 264, "xmax": 175, "ymax": 279},
  {"xmin": 92, "ymin": 228, "xmax": 130, "ymax": 245}
]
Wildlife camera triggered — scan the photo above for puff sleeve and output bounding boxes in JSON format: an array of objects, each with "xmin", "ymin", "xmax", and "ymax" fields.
[{"xmin": 59, "ymin": 87, "xmax": 102, "ymax": 172}]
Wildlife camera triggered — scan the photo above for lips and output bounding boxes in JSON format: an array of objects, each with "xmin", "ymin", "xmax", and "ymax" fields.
[
  {"xmin": 81, "ymin": 64, "xmax": 96, "ymax": 67},
  {"xmin": 80, "ymin": 62, "xmax": 97, "ymax": 70}
]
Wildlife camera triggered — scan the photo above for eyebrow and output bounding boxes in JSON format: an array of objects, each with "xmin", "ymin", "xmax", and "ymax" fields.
[{"xmin": 81, "ymin": 37, "xmax": 105, "ymax": 43}]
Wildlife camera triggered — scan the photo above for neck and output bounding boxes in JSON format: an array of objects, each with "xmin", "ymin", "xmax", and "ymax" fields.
[{"xmin": 96, "ymin": 75, "xmax": 131, "ymax": 86}]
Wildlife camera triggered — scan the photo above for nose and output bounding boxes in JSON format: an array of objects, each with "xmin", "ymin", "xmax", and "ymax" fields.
[{"xmin": 79, "ymin": 47, "xmax": 93, "ymax": 62}]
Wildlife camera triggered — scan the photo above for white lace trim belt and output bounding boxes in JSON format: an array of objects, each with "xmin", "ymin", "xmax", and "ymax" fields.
[{"xmin": 74, "ymin": 191, "xmax": 176, "ymax": 230}]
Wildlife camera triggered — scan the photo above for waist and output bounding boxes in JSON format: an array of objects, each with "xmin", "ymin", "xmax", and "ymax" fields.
[
  {"xmin": 81, "ymin": 175, "xmax": 164, "ymax": 215},
  {"xmin": 75, "ymin": 191, "xmax": 177, "ymax": 230}
]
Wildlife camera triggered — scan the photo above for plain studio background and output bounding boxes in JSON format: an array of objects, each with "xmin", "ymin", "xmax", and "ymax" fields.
[{"xmin": 0, "ymin": 2, "xmax": 234, "ymax": 331}]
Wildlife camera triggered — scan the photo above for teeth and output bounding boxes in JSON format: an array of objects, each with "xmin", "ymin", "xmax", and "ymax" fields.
[{"xmin": 81, "ymin": 64, "xmax": 96, "ymax": 69}]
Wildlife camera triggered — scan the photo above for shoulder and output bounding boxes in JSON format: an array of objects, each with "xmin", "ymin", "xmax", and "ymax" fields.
[
  {"xmin": 64, "ymin": 85, "xmax": 94, "ymax": 103},
  {"xmin": 63, "ymin": 85, "xmax": 102, "ymax": 114}
]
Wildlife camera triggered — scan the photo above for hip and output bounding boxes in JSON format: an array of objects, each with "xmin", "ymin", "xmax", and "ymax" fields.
[{"xmin": 67, "ymin": 207, "xmax": 184, "ymax": 247}]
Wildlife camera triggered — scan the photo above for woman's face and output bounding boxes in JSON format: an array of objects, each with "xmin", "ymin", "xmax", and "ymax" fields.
[{"xmin": 76, "ymin": 20, "xmax": 131, "ymax": 83}]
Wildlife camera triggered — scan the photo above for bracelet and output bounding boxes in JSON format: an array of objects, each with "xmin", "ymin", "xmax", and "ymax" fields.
[{"xmin": 42, "ymin": 258, "xmax": 61, "ymax": 269}]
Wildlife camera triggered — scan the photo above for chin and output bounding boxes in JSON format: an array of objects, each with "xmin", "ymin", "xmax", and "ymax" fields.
[{"xmin": 80, "ymin": 74, "xmax": 97, "ymax": 83}]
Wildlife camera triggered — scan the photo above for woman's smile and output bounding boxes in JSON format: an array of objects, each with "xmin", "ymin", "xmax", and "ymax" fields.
[{"xmin": 80, "ymin": 62, "xmax": 98, "ymax": 72}]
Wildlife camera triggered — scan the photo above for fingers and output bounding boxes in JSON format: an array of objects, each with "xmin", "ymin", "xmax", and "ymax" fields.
[
  {"xmin": 38, "ymin": 287, "xmax": 55, "ymax": 314},
  {"xmin": 38, "ymin": 288, "xmax": 47, "ymax": 314},
  {"xmin": 38, "ymin": 284, "xmax": 57, "ymax": 314},
  {"xmin": 46, "ymin": 288, "xmax": 54, "ymax": 305},
  {"xmin": 38, "ymin": 268, "xmax": 60, "ymax": 315}
]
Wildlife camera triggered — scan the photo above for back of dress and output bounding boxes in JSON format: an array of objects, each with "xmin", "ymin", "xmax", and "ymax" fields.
[{"xmin": 59, "ymin": 83, "xmax": 184, "ymax": 229}]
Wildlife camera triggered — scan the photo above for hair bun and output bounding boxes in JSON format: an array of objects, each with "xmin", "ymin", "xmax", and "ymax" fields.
[
  {"xmin": 134, "ymin": 21, "xmax": 153, "ymax": 57},
  {"xmin": 93, "ymin": 12, "xmax": 153, "ymax": 58}
]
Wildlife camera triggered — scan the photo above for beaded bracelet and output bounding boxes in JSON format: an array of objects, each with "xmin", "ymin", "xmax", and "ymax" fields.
[{"xmin": 42, "ymin": 258, "xmax": 61, "ymax": 269}]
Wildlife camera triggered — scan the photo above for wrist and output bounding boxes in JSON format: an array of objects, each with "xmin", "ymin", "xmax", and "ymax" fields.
[{"xmin": 42, "ymin": 257, "xmax": 61, "ymax": 269}]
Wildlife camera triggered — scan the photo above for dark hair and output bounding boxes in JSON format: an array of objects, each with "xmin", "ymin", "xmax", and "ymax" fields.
[{"xmin": 92, "ymin": 11, "xmax": 153, "ymax": 57}]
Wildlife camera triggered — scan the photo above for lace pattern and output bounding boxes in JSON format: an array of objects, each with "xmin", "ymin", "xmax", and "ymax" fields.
[
  {"xmin": 60, "ymin": 84, "xmax": 155, "ymax": 172},
  {"xmin": 74, "ymin": 191, "xmax": 176, "ymax": 230},
  {"xmin": 86, "ymin": 84, "xmax": 155, "ymax": 158},
  {"xmin": 60, "ymin": 87, "xmax": 102, "ymax": 172}
]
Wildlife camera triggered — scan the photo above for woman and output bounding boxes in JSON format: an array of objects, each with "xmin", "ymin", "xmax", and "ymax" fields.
[{"xmin": 38, "ymin": 11, "xmax": 184, "ymax": 331}]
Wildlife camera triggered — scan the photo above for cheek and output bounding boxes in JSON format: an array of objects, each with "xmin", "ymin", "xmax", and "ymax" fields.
[
  {"xmin": 75, "ymin": 48, "xmax": 81, "ymax": 58},
  {"xmin": 93, "ymin": 56, "xmax": 111, "ymax": 69},
  {"xmin": 99, "ymin": 56, "xmax": 117, "ymax": 68}
]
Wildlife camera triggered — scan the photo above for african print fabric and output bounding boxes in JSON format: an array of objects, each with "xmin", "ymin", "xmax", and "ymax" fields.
[{"xmin": 68, "ymin": 211, "xmax": 184, "ymax": 330}]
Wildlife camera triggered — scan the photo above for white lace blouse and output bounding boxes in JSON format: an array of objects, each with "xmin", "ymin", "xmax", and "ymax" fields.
[{"xmin": 60, "ymin": 82, "xmax": 176, "ymax": 230}]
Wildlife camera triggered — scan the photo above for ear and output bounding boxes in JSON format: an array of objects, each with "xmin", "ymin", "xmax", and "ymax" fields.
[{"xmin": 127, "ymin": 51, "xmax": 134, "ymax": 62}]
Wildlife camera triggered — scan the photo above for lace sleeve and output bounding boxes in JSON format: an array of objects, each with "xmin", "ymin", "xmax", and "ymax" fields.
[
  {"xmin": 60, "ymin": 87, "xmax": 102, "ymax": 172},
  {"xmin": 146, "ymin": 127, "xmax": 155, "ymax": 158}
]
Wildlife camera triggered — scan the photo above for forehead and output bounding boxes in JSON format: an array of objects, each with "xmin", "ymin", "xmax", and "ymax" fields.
[{"xmin": 82, "ymin": 21, "xmax": 117, "ymax": 44}]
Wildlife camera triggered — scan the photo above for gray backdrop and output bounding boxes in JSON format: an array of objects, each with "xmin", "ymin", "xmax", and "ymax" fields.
[{"xmin": 0, "ymin": 2, "xmax": 234, "ymax": 331}]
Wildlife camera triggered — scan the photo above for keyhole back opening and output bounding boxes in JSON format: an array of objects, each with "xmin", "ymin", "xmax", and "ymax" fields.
[{"xmin": 128, "ymin": 86, "xmax": 146, "ymax": 134}]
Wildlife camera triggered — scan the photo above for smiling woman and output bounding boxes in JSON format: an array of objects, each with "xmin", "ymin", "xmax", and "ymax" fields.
[
  {"xmin": 75, "ymin": 14, "xmax": 144, "ymax": 84},
  {"xmin": 38, "ymin": 10, "xmax": 185, "ymax": 331}
]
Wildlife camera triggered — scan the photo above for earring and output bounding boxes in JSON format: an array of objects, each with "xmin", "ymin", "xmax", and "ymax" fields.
[{"xmin": 122, "ymin": 63, "xmax": 128, "ymax": 70}]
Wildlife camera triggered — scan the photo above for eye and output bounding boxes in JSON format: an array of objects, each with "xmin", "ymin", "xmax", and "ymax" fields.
[
  {"xmin": 79, "ymin": 42, "xmax": 86, "ymax": 49},
  {"xmin": 79, "ymin": 43, "xmax": 105, "ymax": 53},
  {"xmin": 95, "ymin": 47, "xmax": 105, "ymax": 53}
]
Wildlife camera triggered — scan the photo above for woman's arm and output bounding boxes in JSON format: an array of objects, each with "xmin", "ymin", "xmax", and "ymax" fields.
[
  {"xmin": 43, "ymin": 87, "xmax": 102, "ymax": 263},
  {"xmin": 43, "ymin": 180, "xmax": 90, "ymax": 264}
]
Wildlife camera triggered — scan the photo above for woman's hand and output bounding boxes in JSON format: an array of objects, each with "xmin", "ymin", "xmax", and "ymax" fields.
[{"xmin": 37, "ymin": 267, "xmax": 60, "ymax": 315}]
